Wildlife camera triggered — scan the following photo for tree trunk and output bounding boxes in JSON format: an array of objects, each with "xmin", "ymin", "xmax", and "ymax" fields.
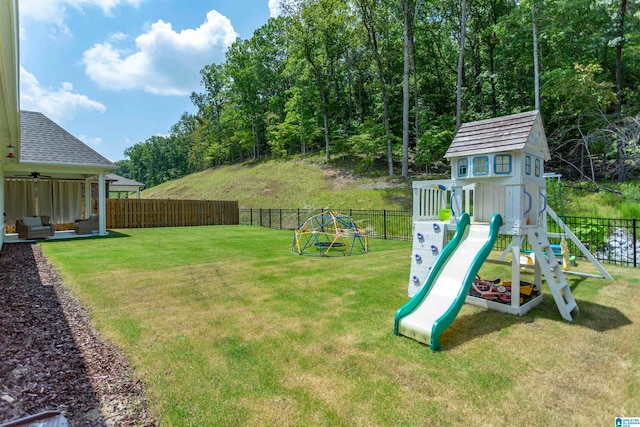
[
  {"xmin": 307, "ymin": 55, "xmax": 331, "ymax": 162},
  {"xmin": 358, "ymin": 0, "xmax": 393, "ymax": 177},
  {"xmin": 456, "ymin": 0, "xmax": 467, "ymax": 130},
  {"xmin": 412, "ymin": 24, "xmax": 420, "ymax": 176},
  {"xmin": 344, "ymin": 50, "xmax": 354, "ymax": 126},
  {"xmin": 616, "ymin": 0, "xmax": 627, "ymax": 181},
  {"xmin": 402, "ymin": 0, "xmax": 410, "ymax": 178},
  {"xmin": 489, "ymin": 41, "xmax": 497, "ymax": 116},
  {"xmin": 532, "ymin": 1, "xmax": 540, "ymax": 111},
  {"xmin": 615, "ymin": 0, "xmax": 627, "ymax": 119},
  {"xmin": 321, "ymin": 89, "xmax": 331, "ymax": 162},
  {"xmin": 215, "ymin": 104, "xmax": 222, "ymax": 146},
  {"xmin": 251, "ymin": 116, "xmax": 257, "ymax": 160}
]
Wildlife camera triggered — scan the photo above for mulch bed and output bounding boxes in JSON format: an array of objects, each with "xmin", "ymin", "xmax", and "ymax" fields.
[{"xmin": 0, "ymin": 243, "xmax": 155, "ymax": 426}]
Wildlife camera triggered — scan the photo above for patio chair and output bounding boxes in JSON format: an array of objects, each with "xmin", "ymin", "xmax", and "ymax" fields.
[
  {"xmin": 16, "ymin": 216, "xmax": 55, "ymax": 239},
  {"xmin": 74, "ymin": 214, "xmax": 99, "ymax": 235}
]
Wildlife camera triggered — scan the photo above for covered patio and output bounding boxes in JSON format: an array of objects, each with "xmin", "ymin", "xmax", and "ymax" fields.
[{"xmin": 3, "ymin": 111, "xmax": 116, "ymax": 238}]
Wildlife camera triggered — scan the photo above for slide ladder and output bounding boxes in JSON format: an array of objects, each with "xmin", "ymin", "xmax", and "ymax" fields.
[{"xmin": 527, "ymin": 228, "xmax": 578, "ymax": 321}]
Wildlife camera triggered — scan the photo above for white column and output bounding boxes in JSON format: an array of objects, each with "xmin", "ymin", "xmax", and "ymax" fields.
[
  {"xmin": 510, "ymin": 235, "xmax": 522, "ymax": 312},
  {"xmin": 84, "ymin": 177, "xmax": 92, "ymax": 218},
  {"xmin": 0, "ymin": 168, "xmax": 5, "ymax": 250},
  {"xmin": 98, "ymin": 172, "xmax": 107, "ymax": 235}
]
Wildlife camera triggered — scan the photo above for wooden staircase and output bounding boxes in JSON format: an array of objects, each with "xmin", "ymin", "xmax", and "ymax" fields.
[{"xmin": 527, "ymin": 228, "xmax": 578, "ymax": 321}]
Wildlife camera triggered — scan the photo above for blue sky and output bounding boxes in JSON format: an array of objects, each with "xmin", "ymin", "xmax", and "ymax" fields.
[{"xmin": 18, "ymin": 0, "xmax": 281, "ymax": 162}]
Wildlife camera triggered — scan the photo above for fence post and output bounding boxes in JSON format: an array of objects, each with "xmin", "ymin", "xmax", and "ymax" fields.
[
  {"xmin": 280, "ymin": 209, "xmax": 282, "ymax": 230},
  {"xmin": 634, "ymin": 218, "xmax": 637, "ymax": 268},
  {"xmin": 384, "ymin": 210, "xmax": 387, "ymax": 240},
  {"xmin": 260, "ymin": 209, "xmax": 263, "ymax": 227}
]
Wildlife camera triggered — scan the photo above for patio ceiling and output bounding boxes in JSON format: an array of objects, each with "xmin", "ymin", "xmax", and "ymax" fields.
[{"xmin": 4, "ymin": 168, "xmax": 112, "ymax": 181}]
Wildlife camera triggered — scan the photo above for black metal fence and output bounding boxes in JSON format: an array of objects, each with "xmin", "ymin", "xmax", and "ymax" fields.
[
  {"xmin": 239, "ymin": 208, "xmax": 413, "ymax": 241},
  {"xmin": 239, "ymin": 208, "xmax": 639, "ymax": 267},
  {"xmin": 551, "ymin": 216, "xmax": 637, "ymax": 267}
]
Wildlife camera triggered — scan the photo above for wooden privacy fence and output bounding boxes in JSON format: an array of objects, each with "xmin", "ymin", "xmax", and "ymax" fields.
[{"xmin": 106, "ymin": 199, "xmax": 239, "ymax": 228}]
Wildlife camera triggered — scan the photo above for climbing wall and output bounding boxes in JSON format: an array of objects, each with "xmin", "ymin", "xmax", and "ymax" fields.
[{"xmin": 407, "ymin": 221, "xmax": 449, "ymax": 297}]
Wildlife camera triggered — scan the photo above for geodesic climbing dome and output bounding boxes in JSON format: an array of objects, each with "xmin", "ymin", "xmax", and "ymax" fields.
[{"xmin": 292, "ymin": 211, "xmax": 369, "ymax": 256}]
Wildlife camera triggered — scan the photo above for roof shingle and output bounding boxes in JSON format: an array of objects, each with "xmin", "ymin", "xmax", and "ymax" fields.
[
  {"xmin": 106, "ymin": 173, "xmax": 144, "ymax": 187},
  {"xmin": 20, "ymin": 110, "xmax": 114, "ymax": 168},
  {"xmin": 444, "ymin": 110, "xmax": 542, "ymax": 158}
]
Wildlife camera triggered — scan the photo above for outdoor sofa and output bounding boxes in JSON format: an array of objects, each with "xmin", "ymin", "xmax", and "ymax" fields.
[
  {"xmin": 16, "ymin": 216, "xmax": 55, "ymax": 239},
  {"xmin": 74, "ymin": 214, "xmax": 99, "ymax": 235}
]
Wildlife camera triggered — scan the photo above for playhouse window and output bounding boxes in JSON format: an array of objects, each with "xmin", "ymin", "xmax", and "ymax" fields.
[
  {"xmin": 525, "ymin": 156, "xmax": 532, "ymax": 175},
  {"xmin": 457, "ymin": 159, "xmax": 468, "ymax": 177},
  {"xmin": 535, "ymin": 158, "xmax": 541, "ymax": 176},
  {"xmin": 472, "ymin": 156, "xmax": 489, "ymax": 175},
  {"xmin": 494, "ymin": 154, "xmax": 512, "ymax": 174}
]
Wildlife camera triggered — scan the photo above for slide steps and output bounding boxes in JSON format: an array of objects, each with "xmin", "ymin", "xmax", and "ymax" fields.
[{"xmin": 527, "ymin": 229, "xmax": 578, "ymax": 321}]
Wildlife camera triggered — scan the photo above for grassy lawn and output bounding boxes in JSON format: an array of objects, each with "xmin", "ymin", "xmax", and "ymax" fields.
[{"xmin": 41, "ymin": 226, "xmax": 640, "ymax": 425}]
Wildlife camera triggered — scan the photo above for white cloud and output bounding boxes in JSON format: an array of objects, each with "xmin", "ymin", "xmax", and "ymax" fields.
[
  {"xmin": 20, "ymin": 0, "xmax": 143, "ymax": 27},
  {"xmin": 20, "ymin": 66, "xmax": 107, "ymax": 122},
  {"xmin": 268, "ymin": 0, "xmax": 282, "ymax": 18},
  {"xmin": 19, "ymin": 0, "xmax": 143, "ymax": 40},
  {"xmin": 107, "ymin": 31, "xmax": 129, "ymax": 43},
  {"xmin": 78, "ymin": 134, "xmax": 103, "ymax": 146},
  {"xmin": 81, "ymin": 10, "xmax": 238, "ymax": 96},
  {"xmin": 20, "ymin": 0, "xmax": 68, "ymax": 29}
]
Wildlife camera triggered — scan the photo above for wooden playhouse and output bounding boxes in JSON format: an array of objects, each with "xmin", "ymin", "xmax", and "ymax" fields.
[{"xmin": 408, "ymin": 110, "xmax": 611, "ymax": 320}]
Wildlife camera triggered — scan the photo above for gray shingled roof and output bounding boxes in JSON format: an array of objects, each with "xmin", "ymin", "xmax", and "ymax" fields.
[
  {"xmin": 444, "ymin": 110, "xmax": 542, "ymax": 159},
  {"xmin": 20, "ymin": 110, "xmax": 115, "ymax": 168},
  {"xmin": 106, "ymin": 173, "xmax": 144, "ymax": 188}
]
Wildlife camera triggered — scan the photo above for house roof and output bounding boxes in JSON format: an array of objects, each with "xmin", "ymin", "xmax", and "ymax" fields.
[
  {"xmin": 444, "ymin": 110, "xmax": 548, "ymax": 159},
  {"xmin": 19, "ymin": 110, "xmax": 115, "ymax": 168},
  {"xmin": 106, "ymin": 173, "xmax": 145, "ymax": 188}
]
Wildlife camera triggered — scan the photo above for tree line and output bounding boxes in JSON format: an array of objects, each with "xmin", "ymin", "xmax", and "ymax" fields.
[{"xmin": 116, "ymin": 0, "xmax": 639, "ymax": 189}]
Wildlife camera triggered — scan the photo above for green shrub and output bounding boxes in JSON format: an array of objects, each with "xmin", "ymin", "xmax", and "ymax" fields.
[
  {"xmin": 573, "ymin": 222, "xmax": 608, "ymax": 250},
  {"xmin": 621, "ymin": 202, "xmax": 640, "ymax": 219}
]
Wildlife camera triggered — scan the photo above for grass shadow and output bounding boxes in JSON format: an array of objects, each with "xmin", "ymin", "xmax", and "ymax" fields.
[
  {"xmin": 440, "ymin": 308, "xmax": 530, "ymax": 351},
  {"xmin": 439, "ymin": 296, "xmax": 632, "ymax": 351},
  {"xmin": 99, "ymin": 230, "xmax": 131, "ymax": 239},
  {"xmin": 42, "ymin": 229, "xmax": 132, "ymax": 243},
  {"xmin": 569, "ymin": 299, "xmax": 633, "ymax": 332},
  {"xmin": 568, "ymin": 275, "xmax": 590, "ymax": 292}
]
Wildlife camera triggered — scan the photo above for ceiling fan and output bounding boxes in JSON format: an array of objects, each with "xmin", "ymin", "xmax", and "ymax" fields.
[{"xmin": 13, "ymin": 172, "xmax": 53, "ymax": 180}]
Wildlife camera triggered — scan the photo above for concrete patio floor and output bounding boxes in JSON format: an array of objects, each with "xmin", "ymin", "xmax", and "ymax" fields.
[{"xmin": 4, "ymin": 230, "xmax": 105, "ymax": 243}]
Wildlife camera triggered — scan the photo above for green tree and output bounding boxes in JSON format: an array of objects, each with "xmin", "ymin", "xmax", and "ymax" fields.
[
  {"xmin": 191, "ymin": 63, "xmax": 227, "ymax": 154},
  {"xmin": 355, "ymin": 0, "xmax": 395, "ymax": 177},
  {"xmin": 284, "ymin": 0, "xmax": 352, "ymax": 162},
  {"xmin": 120, "ymin": 0, "xmax": 640, "ymax": 183}
]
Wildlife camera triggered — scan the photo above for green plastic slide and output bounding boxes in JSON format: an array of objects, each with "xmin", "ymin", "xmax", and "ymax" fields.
[{"xmin": 394, "ymin": 212, "xmax": 502, "ymax": 350}]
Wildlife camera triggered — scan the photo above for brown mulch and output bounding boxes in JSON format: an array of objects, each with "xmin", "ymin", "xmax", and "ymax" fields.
[{"xmin": 0, "ymin": 243, "xmax": 156, "ymax": 426}]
